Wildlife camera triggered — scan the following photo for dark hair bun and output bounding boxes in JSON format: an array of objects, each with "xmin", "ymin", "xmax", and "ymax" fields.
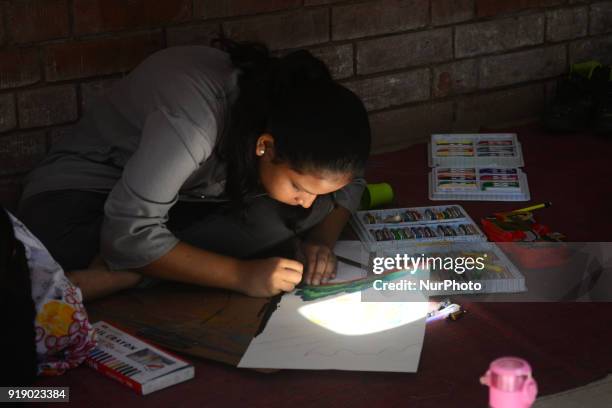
[
  {"xmin": 214, "ymin": 38, "xmax": 331, "ymax": 97},
  {"xmin": 272, "ymin": 50, "xmax": 332, "ymax": 94}
]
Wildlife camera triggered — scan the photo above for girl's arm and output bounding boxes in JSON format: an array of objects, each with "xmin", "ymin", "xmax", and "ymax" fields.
[
  {"xmin": 143, "ymin": 206, "xmax": 351, "ymax": 293},
  {"xmin": 139, "ymin": 242, "xmax": 304, "ymax": 298}
]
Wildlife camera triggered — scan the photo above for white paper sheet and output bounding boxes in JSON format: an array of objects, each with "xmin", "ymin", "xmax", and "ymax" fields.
[
  {"xmin": 238, "ymin": 247, "xmax": 429, "ymax": 372},
  {"xmin": 333, "ymin": 240, "xmax": 366, "ymax": 265}
]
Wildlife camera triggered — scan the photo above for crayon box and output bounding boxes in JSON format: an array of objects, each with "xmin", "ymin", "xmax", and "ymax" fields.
[{"xmin": 86, "ymin": 321, "xmax": 194, "ymax": 395}]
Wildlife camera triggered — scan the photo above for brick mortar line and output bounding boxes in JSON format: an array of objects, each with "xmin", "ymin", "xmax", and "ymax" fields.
[
  {"xmin": 3, "ymin": 71, "xmax": 126, "ymax": 96},
  {"xmin": 349, "ymin": 41, "xmax": 569, "ymax": 81},
  {"xmin": 0, "ymin": 4, "xmax": 595, "ymax": 53},
  {"xmin": 0, "ymin": 1, "xmax": 599, "ymax": 49},
  {"xmin": 339, "ymin": 67, "xmax": 431, "ymax": 88},
  {"xmin": 67, "ymin": 0, "xmax": 75, "ymax": 40},
  {"xmin": 455, "ymin": 40, "xmax": 573, "ymax": 62},
  {"xmin": 475, "ymin": 54, "xmax": 482, "ymax": 99},
  {"xmin": 192, "ymin": 2, "xmax": 316, "ymax": 27},
  {"xmin": 324, "ymin": 2, "xmax": 592, "ymax": 35},
  {"xmin": 473, "ymin": 1, "xmax": 597, "ymax": 21},
  {"xmin": 451, "ymin": 80, "xmax": 549, "ymax": 105},
  {"xmin": 1, "ymin": 27, "xmax": 164, "ymax": 51},
  {"xmin": 2, "ymin": 0, "xmax": 13, "ymax": 44},
  {"xmin": 3, "ymin": 33, "xmax": 603, "ymax": 99},
  {"xmin": 364, "ymin": 77, "xmax": 558, "ymax": 116},
  {"xmin": 426, "ymin": 66, "xmax": 432, "ymax": 100},
  {"xmin": 0, "ymin": 2, "xmax": 557, "ymax": 48},
  {"xmin": 297, "ymin": 9, "xmax": 551, "ymax": 49},
  {"xmin": 0, "ymin": 116, "xmax": 80, "ymax": 138},
  {"xmin": 302, "ymin": 0, "xmax": 365, "ymax": 9},
  {"xmin": 4, "ymin": 29, "xmax": 608, "ymax": 89},
  {"xmin": 47, "ymin": 27, "xmax": 164, "ymax": 45}
]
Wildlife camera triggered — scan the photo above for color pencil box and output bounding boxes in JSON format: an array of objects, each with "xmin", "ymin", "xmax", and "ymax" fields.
[
  {"xmin": 86, "ymin": 321, "xmax": 194, "ymax": 395},
  {"xmin": 350, "ymin": 205, "xmax": 486, "ymax": 251},
  {"xmin": 427, "ymin": 133, "xmax": 530, "ymax": 202},
  {"xmin": 428, "ymin": 167, "xmax": 531, "ymax": 201},
  {"xmin": 428, "ymin": 133, "xmax": 524, "ymax": 168}
]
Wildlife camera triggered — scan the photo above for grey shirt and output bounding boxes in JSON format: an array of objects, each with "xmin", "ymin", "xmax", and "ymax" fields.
[{"xmin": 22, "ymin": 46, "xmax": 365, "ymax": 270}]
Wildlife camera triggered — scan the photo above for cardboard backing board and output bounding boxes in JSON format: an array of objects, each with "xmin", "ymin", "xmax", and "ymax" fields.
[{"xmin": 86, "ymin": 282, "xmax": 275, "ymax": 368}]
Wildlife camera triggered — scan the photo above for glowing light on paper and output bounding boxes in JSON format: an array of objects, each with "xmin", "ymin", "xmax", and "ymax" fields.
[{"xmin": 298, "ymin": 292, "xmax": 427, "ymax": 336}]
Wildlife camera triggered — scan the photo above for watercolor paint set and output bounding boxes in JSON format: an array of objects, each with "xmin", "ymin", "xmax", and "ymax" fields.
[
  {"xmin": 427, "ymin": 134, "xmax": 530, "ymax": 201},
  {"xmin": 351, "ymin": 204, "xmax": 487, "ymax": 250},
  {"xmin": 376, "ymin": 242, "xmax": 526, "ymax": 295}
]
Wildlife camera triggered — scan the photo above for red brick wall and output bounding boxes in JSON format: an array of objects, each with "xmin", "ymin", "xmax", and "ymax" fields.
[{"xmin": 1, "ymin": 0, "xmax": 611, "ymax": 209}]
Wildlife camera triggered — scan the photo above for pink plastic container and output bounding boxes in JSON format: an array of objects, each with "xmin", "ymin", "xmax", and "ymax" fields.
[{"xmin": 480, "ymin": 357, "xmax": 538, "ymax": 408}]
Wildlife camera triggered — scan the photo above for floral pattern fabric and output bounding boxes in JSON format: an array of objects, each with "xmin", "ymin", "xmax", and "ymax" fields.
[{"xmin": 8, "ymin": 212, "xmax": 96, "ymax": 376}]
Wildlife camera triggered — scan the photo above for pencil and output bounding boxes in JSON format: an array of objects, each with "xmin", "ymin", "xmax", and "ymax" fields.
[
  {"xmin": 494, "ymin": 202, "xmax": 552, "ymax": 216},
  {"xmin": 508, "ymin": 202, "xmax": 552, "ymax": 213}
]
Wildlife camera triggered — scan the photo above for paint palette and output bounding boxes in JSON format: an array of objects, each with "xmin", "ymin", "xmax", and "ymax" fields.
[
  {"xmin": 429, "ymin": 167, "xmax": 531, "ymax": 201},
  {"xmin": 351, "ymin": 205, "xmax": 486, "ymax": 250},
  {"xmin": 428, "ymin": 133, "xmax": 524, "ymax": 168}
]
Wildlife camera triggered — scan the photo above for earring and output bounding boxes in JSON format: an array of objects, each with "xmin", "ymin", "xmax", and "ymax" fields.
[{"xmin": 259, "ymin": 149, "xmax": 265, "ymax": 155}]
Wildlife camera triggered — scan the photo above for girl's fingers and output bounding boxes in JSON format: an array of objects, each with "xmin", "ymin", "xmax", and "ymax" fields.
[
  {"xmin": 281, "ymin": 268, "xmax": 303, "ymax": 285},
  {"xmin": 306, "ymin": 251, "xmax": 318, "ymax": 284},
  {"xmin": 298, "ymin": 245, "xmax": 338, "ymax": 285},
  {"xmin": 277, "ymin": 280, "xmax": 296, "ymax": 293},
  {"xmin": 280, "ymin": 258, "xmax": 304, "ymax": 273},
  {"xmin": 322, "ymin": 253, "xmax": 337, "ymax": 283},
  {"xmin": 311, "ymin": 251, "xmax": 330, "ymax": 285}
]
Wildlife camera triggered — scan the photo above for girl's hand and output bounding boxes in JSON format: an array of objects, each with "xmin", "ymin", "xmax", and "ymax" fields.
[
  {"xmin": 239, "ymin": 257, "xmax": 304, "ymax": 297},
  {"xmin": 297, "ymin": 241, "xmax": 337, "ymax": 286}
]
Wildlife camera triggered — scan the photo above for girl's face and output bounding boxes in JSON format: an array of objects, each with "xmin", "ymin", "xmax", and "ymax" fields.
[{"xmin": 256, "ymin": 135, "xmax": 352, "ymax": 208}]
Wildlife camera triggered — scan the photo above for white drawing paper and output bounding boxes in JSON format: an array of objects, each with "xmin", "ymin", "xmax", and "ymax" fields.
[{"xmin": 238, "ymin": 252, "xmax": 429, "ymax": 372}]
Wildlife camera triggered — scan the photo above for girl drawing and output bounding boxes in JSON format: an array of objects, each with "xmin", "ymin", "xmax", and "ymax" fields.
[{"xmin": 18, "ymin": 39, "xmax": 371, "ymax": 301}]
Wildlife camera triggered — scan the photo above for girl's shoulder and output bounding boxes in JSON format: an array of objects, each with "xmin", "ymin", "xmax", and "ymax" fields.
[
  {"xmin": 107, "ymin": 45, "xmax": 239, "ymax": 144},
  {"xmin": 122, "ymin": 45, "xmax": 238, "ymax": 93}
]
